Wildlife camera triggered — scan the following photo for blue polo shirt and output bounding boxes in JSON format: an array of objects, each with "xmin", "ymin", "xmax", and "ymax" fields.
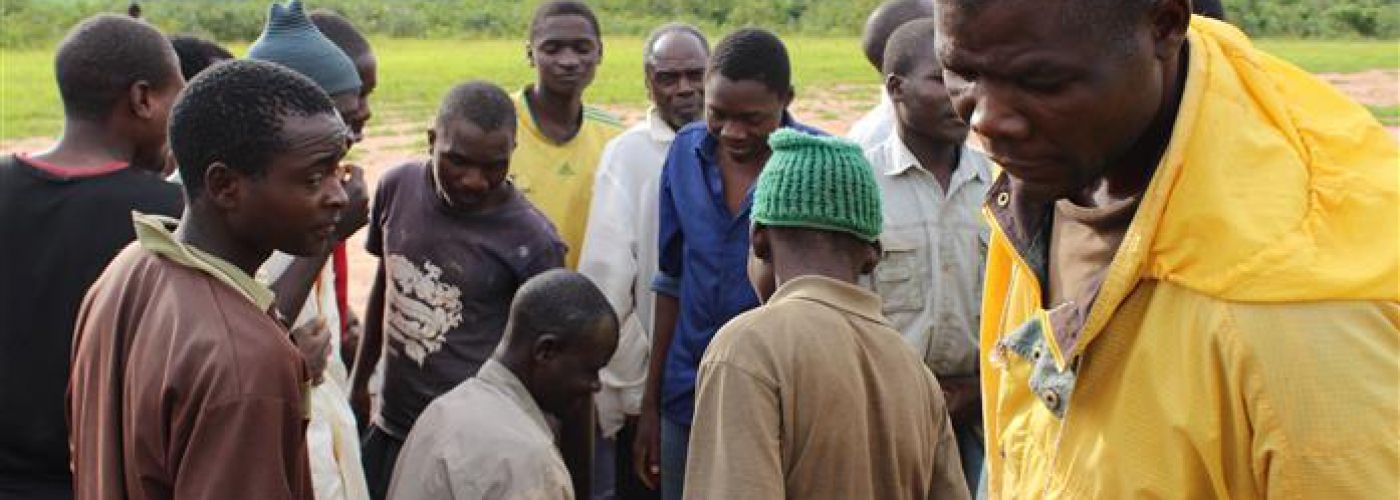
[{"xmin": 652, "ymin": 117, "xmax": 824, "ymax": 426}]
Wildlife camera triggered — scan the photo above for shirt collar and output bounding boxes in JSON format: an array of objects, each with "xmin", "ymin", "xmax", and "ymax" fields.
[
  {"xmin": 133, "ymin": 212, "xmax": 276, "ymax": 312},
  {"xmin": 646, "ymin": 107, "xmax": 678, "ymax": 143},
  {"xmin": 475, "ymin": 358, "xmax": 554, "ymax": 438},
  {"xmin": 768, "ymin": 275, "xmax": 887, "ymax": 325},
  {"xmin": 883, "ymin": 135, "xmax": 994, "ymax": 187}
]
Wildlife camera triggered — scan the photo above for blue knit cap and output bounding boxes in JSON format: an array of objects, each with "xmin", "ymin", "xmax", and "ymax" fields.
[{"xmin": 247, "ymin": 0, "xmax": 361, "ymax": 96}]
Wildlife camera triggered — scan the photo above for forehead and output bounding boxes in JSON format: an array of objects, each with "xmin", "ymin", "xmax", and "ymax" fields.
[
  {"xmin": 649, "ymin": 31, "xmax": 708, "ymax": 66},
  {"xmin": 268, "ymin": 112, "xmax": 347, "ymax": 162},
  {"xmin": 935, "ymin": 0, "xmax": 1102, "ymax": 69},
  {"xmin": 436, "ymin": 120, "xmax": 514, "ymax": 154},
  {"xmin": 532, "ymin": 14, "xmax": 598, "ymax": 43},
  {"xmin": 706, "ymin": 75, "xmax": 783, "ymax": 108}
]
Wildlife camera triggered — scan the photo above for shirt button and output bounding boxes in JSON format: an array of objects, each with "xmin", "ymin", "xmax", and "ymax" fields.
[{"xmin": 996, "ymin": 192, "xmax": 1010, "ymax": 207}]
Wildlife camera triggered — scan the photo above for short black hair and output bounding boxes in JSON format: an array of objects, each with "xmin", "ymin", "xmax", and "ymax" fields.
[
  {"xmin": 643, "ymin": 22, "xmax": 709, "ymax": 66},
  {"xmin": 170, "ymin": 60, "xmax": 337, "ymax": 200},
  {"xmin": 862, "ymin": 0, "xmax": 934, "ymax": 72},
  {"xmin": 436, "ymin": 80, "xmax": 516, "ymax": 132},
  {"xmin": 54, "ymin": 14, "xmax": 179, "ymax": 121},
  {"xmin": 708, "ymin": 28, "xmax": 792, "ymax": 96},
  {"xmin": 529, "ymin": 0, "xmax": 601, "ymax": 41},
  {"xmin": 882, "ymin": 18, "xmax": 939, "ymax": 76},
  {"xmin": 309, "ymin": 9, "xmax": 372, "ymax": 59},
  {"xmin": 1193, "ymin": 0, "xmax": 1226, "ymax": 20},
  {"xmin": 168, "ymin": 34, "xmax": 233, "ymax": 81},
  {"xmin": 505, "ymin": 269, "xmax": 618, "ymax": 351}
]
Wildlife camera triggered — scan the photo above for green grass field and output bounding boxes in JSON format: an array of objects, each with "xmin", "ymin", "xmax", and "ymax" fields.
[{"xmin": 2, "ymin": 36, "xmax": 1396, "ymax": 140}]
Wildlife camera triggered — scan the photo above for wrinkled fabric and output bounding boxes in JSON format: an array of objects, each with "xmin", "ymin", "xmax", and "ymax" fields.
[{"xmin": 979, "ymin": 18, "xmax": 1399, "ymax": 499}]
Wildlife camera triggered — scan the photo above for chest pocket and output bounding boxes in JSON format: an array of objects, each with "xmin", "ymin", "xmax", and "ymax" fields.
[{"xmin": 874, "ymin": 237, "xmax": 927, "ymax": 313}]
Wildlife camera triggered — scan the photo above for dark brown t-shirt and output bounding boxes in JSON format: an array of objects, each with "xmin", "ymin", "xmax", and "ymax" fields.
[{"xmin": 68, "ymin": 243, "xmax": 312, "ymax": 500}]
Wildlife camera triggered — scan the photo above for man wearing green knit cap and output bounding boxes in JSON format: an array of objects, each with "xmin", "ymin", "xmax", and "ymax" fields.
[{"xmin": 685, "ymin": 129, "xmax": 969, "ymax": 500}]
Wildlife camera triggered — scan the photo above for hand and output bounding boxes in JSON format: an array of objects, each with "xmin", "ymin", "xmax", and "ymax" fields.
[
  {"xmin": 632, "ymin": 402, "xmax": 662, "ymax": 490},
  {"xmin": 335, "ymin": 164, "xmax": 369, "ymax": 241},
  {"xmin": 340, "ymin": 312, "xmax": 363, "ymax": 369},
  {"xmin": 939, "ymin": 376, "xmax": 981, "ymax": 430},
  {"xmin": 349, "ymin": 385, "xmax": 372, "ymax": 432},
  {"xmin": 291, "ymin": 318, "xmax": 331, "ymax": 386}
]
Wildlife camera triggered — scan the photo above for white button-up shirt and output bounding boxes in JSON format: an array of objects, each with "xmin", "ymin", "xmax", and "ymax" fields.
[
  {"xmin": 865, "ymin": 134, "xmax": 992, "ymax": 377},
  {"xmin": 578, "ymin": 108, "xmax": 676, "ymax": 438}
]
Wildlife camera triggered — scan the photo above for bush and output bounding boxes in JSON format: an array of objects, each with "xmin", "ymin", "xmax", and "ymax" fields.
[{"xmin": 3, "ymin": 0, "xmax": 1396, "ymax": 49}]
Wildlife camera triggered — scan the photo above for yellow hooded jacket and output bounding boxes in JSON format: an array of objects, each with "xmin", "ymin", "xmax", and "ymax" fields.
[{"xmin": 979, "ymin": 18, "xmax": 1399, "ymax": 499}]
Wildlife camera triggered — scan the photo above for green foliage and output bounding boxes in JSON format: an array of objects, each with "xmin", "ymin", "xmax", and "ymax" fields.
[
  {"xmin": 5, "ymin": 0, "xmax": 1397, "ymax": 49},
  {"xmin": 1223, "ymin": 0, "xmax": 1400, "ymax": 38}
]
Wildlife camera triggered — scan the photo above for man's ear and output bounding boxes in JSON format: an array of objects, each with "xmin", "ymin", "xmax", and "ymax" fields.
[
  {"xmin": 1149, "ymin": 0, "xmax": 1191, "ymax": 61},
  {"xmin": 860, "ymin": 240, "xmax": 883, "ymax": 275},
  {"xmin": 426, "ymin": 128, "xmax": 437, "ymax": 156},
  {"xmin": 750, "ymin": 224, "xmax": 772, "ymax": 262},
  {"xmin": 884, "ymin": 73, "xmax": 904, "ymax": 104},
  {"xmin": 524, "ymin": 42, "xmax": 536, "ymax": 67},
  {"xmin": 532, "ymin": 333, "xmax": 562, "ymax": 363},
  {"xmin": 128, "ymin": 80, "xmax": 156, "ymax": 120},
  {"xmin": 203, "ymin": 162, "xmax": 243, "ymax": 211},
  {"xmin": 781, "ymin": 86, "xmax": 796, "ymax": 109}
]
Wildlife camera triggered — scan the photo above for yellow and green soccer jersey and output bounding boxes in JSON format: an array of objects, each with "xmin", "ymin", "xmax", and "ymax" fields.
[{"xmin": 510, "ymin": 89, "xmax": 624, "ymax": 269}]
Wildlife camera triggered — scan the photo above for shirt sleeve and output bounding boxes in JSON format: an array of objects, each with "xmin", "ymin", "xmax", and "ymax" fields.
[
  {"xmin": 684, "ymin": 357, "xmax": 784, "ymax": 500},
  {"xmin": 927, "ymin": 373, "xmax": 972, "ymax": 500},
  {"xmin": 576, "ymin": 142, "xmax": 638, "ymax": 320},
  {"xmin": 173, "ymin": 398, "xmax": 309, "ymax": 500},
  {"xmin": 366, "ymin": 167, "xmax": 395, "ymax": 257},
  {"xmin": 653, "ymin": 150, "xmax": 684, "ymax": 298},
  {"xmin": 1236, "ymin": 301, "xmax": 1400, "ymax": 498}
]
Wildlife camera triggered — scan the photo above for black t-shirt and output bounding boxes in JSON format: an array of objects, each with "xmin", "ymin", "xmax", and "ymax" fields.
[
  {"xmin": 0, "ymin": 154, "xmax": 182, "ymax": 493},
  {"xmin": 366, "ymin": 161, "xmax": 565, "ymax": 438}
]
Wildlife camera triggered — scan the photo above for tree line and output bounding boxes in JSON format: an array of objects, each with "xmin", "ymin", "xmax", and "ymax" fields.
[{"xmin": 3, "ymin": 0, "xmax": 1396, "ymax": 48}]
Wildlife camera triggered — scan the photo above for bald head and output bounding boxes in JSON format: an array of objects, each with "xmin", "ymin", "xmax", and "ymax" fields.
[
  {"xmin": 501, "ymin": 269, "xmax": 618, "ymax": 354},
  {"xmin": 861, "ymin": 0, "xmax": 934, "ymax": 72}
]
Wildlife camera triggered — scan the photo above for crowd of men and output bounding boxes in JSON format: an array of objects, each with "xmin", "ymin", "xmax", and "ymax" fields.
[{"xmin": 0, "ymin": 0, "xmax": 1395, "ymax": 499}]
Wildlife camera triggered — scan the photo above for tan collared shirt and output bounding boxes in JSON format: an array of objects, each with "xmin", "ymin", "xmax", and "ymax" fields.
[
  {"xmin": 387, "ymin": 359, "xmax": 572, "ymax": 500},
  {"xmin": 686, "ymin": 276, "xmax": 969, "ymax": 500},
  {"xmin": 865, "ymin": 136, "xmax": 992, "ymax": 377}
]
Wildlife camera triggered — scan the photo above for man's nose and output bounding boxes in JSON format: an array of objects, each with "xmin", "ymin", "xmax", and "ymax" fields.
[{"xmin": 967, "ymin": 83, "xmax": 1030, "ymax": 142}]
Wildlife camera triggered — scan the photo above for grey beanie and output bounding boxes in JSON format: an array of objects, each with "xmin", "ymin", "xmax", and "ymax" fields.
[{"xmin": 247, "ymin": 0, "xmax": 361, "ymax": 96}]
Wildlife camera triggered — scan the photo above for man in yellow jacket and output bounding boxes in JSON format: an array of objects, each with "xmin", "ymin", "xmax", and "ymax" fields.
[{"xmin": 932, "ymin": 0, "xmax": 1398, "ymax": 498}]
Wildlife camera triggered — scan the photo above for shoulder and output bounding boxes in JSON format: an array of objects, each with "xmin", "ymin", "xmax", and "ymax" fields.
[
  {"xmin": 787, "ymin": 119, "xmax": 829, "ymax": 137},
  {"xmin": 505, "ymin": 191, "xmax": 566, "ymax": 242},
  {"xmin": 583, "ymin": 105, "xmax": 625, "ymax": 130},
  {"xmin": 377, "ymin": 160, "xmax": 427, "ymax": 191}
]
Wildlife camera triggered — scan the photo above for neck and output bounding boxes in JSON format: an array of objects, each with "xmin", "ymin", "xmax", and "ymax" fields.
[
  {"xmin": 773, "ymin": 249, "xmax": 860, "ymax": 288},
  {"xmin": 897, "ymin": 124, "xmax": 961, "ymax": 181},
  {"xmin": 173, "ymin": 205, "xmax": 269, "ymax": 278},
  {"xmin": 527, "ymin": 84, "xmax": 583, "ymax": 138},
  {"xmin": 33, "ymin": 118, "xmax": 137, "ymax": 168},
  {"xmin": 1073, "ymin": 46, "xmax": 1189, "ymax": 207}
]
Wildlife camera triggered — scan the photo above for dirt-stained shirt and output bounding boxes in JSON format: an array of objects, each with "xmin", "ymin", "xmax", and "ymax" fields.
[
  {"xmin": 685, "ymin": 276, "xmax": 969, "ymax": 500},
  {"xmin": 366, "ymin": 161, "xmax": 565, "ymax": 438},
  {"xmin": 68, "ymin": 214, "xmax": 312, "ymax": 500}
]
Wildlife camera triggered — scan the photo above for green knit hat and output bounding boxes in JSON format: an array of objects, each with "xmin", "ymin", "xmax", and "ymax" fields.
[{"xmin": 752, "ymin": 129, "xmax": 883, "ymax": 242}]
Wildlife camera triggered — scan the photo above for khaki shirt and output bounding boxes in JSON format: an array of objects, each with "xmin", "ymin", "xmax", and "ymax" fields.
[
  {"xmin": 686, "ymin": 276, "xmax": 969, "ymax": 500},
  {"xmin": 387, "ymin": 359, "xmax": 572, "ymax": 500},
  {"xmin": 866, "ymin": 136, "xmax": 991, "ymax": 377}
]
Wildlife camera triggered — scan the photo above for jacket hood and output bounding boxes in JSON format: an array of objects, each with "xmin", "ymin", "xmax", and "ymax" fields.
[{"xmin": 1135, "ymin": 18, "xmax": 1398, "ymax": 304}]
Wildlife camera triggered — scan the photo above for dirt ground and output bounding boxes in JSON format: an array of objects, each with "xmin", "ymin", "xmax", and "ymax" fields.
[{"xmin": 3, "ymin": 73, "xmax": 1395, "ymax": 318}]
